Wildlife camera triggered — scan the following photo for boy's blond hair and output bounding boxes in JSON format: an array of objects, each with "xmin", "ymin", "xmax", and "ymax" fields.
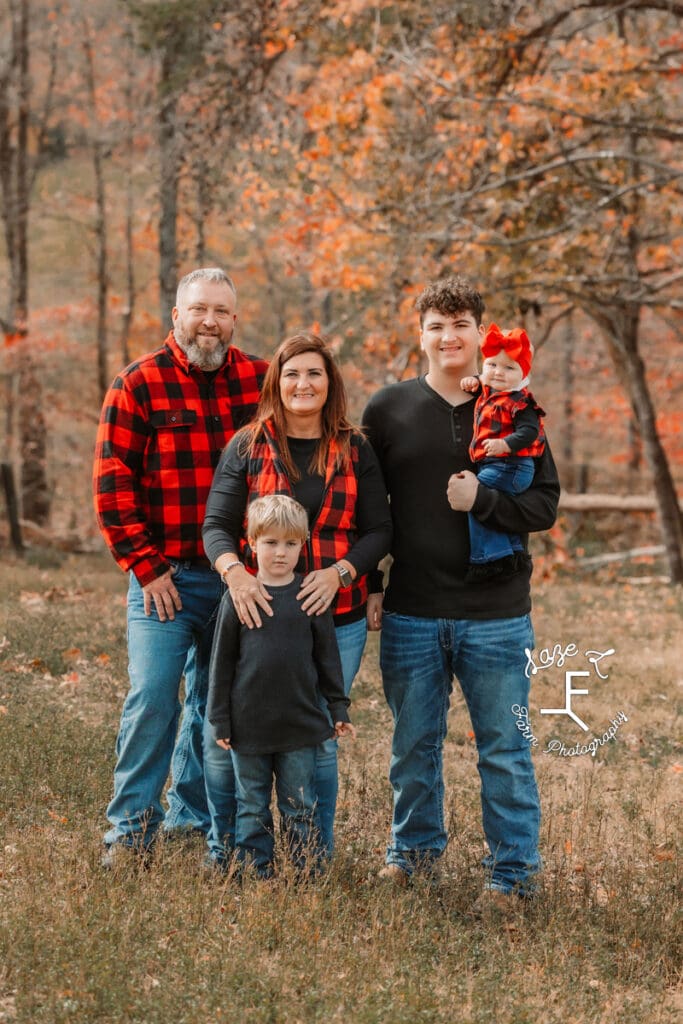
[{"xmin": 246, "ymin": 494, "xmax": 309, "ymax": 544}]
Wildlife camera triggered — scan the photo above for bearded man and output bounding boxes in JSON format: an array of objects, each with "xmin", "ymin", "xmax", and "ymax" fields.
[{"xmin": 93, "ymin": 268, "xmax": 268, "ymax": 867}]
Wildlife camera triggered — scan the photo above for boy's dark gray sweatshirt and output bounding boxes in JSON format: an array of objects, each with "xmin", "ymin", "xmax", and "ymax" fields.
[{"xmin": 207, "ymin": 574, "xmax": 350, "ymax": 755}]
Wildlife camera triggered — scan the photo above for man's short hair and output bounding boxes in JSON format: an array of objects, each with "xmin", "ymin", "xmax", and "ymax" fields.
[
  {"xmin": 176, "ymin": 268, "xmax": 237, "ymax": 306},
  {"xmin": 415, "ymin": 276, "xmax": 485, "ymax": 326},
  {"xmin": 246, "ymin": 495, "xmax": 308, "ymax": 544}
]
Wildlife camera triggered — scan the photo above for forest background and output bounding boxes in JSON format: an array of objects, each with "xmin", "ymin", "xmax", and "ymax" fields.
[
  {"xmin": 0, "ymin": 3, "xmax": 682, "ymax": 1023},
  {"xmin": 0, "ymin": 0, "xmax": 682, "ymax": 579}
]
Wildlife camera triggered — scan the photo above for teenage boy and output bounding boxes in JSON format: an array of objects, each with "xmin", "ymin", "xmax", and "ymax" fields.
[
  {"xmin": 362, "ymin": 276, "xmax": 559, "ymax": 917},
  {"xmin": 207, "ymin": 495, "xmax": 356, "ymax": 878}
]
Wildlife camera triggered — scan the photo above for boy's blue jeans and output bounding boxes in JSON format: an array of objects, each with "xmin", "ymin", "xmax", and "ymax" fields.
[
  {"xmin": 104, "ymin": 562, "xmax": 222, "ymax": 848},
  {"xmin": 232, "ymin": 746, "xmax": 318, "ymax": 877},
  {"xmin": 380, "ymin": 611, "xmax": 541, "ymax": 895},
  {"xmin": 468, "ymin": 456, "xmax": 535, "ymax": 563},
  {"xmin": 203, "ymin": 617, "xmax": 366, "ymax": 863}
]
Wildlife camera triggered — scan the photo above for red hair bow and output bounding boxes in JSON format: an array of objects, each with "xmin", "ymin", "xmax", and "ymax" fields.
[{"xmin": 481, "ymin": 323, "xmax": 533, "ymax": 377}]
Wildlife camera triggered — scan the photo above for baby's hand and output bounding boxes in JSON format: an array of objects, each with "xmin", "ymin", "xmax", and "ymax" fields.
[
  {"xmin": 460, "ymin": 376, "xmax": 480, "ymax": 393},
  {"xmin": 482, "ymin": 437, "xmax": 511, "ymax": 456},
  {"xmin": 216, "ymin": 737, "xmax": 232, "ymax": 750},
  {"xmin": 334, "ymin": 721, "xmax": 357, "ymax": 740}
]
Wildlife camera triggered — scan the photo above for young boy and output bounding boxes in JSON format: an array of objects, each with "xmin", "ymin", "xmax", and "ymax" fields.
[
  {"xmin": 207, "ymin": 494, "xmax": 356, "ymax": 878},
  {"xmin": 461, "ymin": 322, "xmax": 546, "ymax": 581}
]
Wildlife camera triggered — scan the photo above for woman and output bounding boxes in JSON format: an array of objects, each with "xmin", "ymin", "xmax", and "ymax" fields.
[{"xmin": 202, "ymin": 332, "xmax": 391, "ymax": 864}]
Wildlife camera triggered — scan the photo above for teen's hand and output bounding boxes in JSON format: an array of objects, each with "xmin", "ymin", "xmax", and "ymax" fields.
[
  {"xmin": 447, "ymin": 471, "xmax": 478, "ymax": 512},
  {"xmin": 142, "ymin": 569, "xmax": 182, "ymax": 621},
  {"xmin": 298, "ymin": 567, "xmax": 340, "ymax": 616},
  {"xmin": 216, "ymin": 738, "xmax": 232, "ymax": 750},
  {"xmin": 366, "ymin": 593, "xmax": 383, "ymax": 631},
  {"xmin": 334, "ymin": 721, "xmax": 357, "ymax": 740},
  {"xmin": 224, "ymin": 563, "xmax": 273, "ymax": 629}
]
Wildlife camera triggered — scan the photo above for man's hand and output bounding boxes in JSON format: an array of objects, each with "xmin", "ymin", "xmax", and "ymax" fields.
[
  {"xmin": 482, "ymin": 437, "xmax": 511, "ymax": 456},
  {"xmin": 143, "ymin": 569, "xmax": 182, "ymax": 621},
  {"xmin": 366, "ymin": 592, "xmax": 383, "ymax": 631},
  {"xmin": 334, "ymin": 721, "xmax": 357, "ymax": 740},
  {"xmin": 216, "ymin": 737, "xmax": 232, "ymax": 750},
  {"xmin": 225, "ymin": 563, "xmax": 273, "ymax": 629},
  {"xmin": 447, "ymin": 470, "xmax": 479, "ymax": 512}
]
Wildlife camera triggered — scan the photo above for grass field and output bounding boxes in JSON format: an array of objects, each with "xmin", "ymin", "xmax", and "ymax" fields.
[{"xmin": 0, "ymin": 551, "xmax": 681, "ymax": 1024}]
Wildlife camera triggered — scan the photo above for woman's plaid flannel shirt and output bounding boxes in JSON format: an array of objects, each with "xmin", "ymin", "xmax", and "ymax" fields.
[{"xmin": 240, "ymin": 421, "xmax": 370, "ymax": 619}]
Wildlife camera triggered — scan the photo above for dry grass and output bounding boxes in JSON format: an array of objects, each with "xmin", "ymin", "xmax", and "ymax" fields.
[{"xmin": 0, "ymin": 552, "xmax": 681, "ymax": 1024}]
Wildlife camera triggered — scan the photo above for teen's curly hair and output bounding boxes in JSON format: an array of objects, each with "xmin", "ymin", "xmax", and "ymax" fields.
[
  {"xmin": 414, "ymin": 276, "xmax": 485, "ymax": 326},
  {"xmin": 240, "ymin": 333, "xmax": 358, "ymax": 480}
]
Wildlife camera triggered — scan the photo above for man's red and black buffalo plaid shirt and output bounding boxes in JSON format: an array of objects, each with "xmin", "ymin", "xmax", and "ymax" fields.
[{"xmin": 93, "ymin": 331, "xmax": 268, "ymax": 586}]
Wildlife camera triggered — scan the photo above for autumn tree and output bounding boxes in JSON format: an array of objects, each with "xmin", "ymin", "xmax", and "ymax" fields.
[
  {"xmin": 458, "ymin": 1, "xmax": 683, "ymax": 581},
  {"xmin": 259, "ymin": 0, "xmax": 683, "ymax": 579},
  {"xmin": 0, "ymin": 0, "xmax": 57, "ymax": 525},
  {"xmin": 79, "ymin": 8, "xmax": 109, "ymax": 402},
  {"xmin": 124, "ymin": 0, "xmax": 317, "ymax": 328}
]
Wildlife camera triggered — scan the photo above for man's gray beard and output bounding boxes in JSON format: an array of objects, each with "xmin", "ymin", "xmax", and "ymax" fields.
[{"xmin": 174, "ymin": 326, "xmax": 230, "ymax": 371}]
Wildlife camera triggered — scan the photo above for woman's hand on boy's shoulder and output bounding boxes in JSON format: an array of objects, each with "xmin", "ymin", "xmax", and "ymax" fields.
[
  {"xmin": 298, "ymin": 567, "xmax": 340, "ymax": 616},
  {"xmin": 225, "ymin": 564, "xmax": 273, "ymax": 629}
]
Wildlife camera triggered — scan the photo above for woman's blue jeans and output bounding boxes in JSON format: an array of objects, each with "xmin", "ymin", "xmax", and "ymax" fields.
[
  {"xmin": 203, "ymin": 616, "xmax": 367, "ymax": 863},
  {"xmin": 468, "ymin": 457, "xmax": 535, "ymax": 563},
  {"xmin": 104, "ymin": 563, "xmax": 223, "ymax": 848},
  {"xmin": 380, "ymin": 611, "xmax": 541, "ymax": 894}
]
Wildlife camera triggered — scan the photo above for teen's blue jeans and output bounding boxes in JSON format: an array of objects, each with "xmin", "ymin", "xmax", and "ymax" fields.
[
  {"xmin": 468, "ymin": 457, "xmax": 535, "ymax": 563},
  {"xmin": 203, "ymin": 616, "xmax": 366, "ymax": 863},
  {"xmin": 380, "ymin": 611, "xmax": 541, "ymax": 894},
  {"xmin": 232, "ymin": 746, "xmax": 318, "ymax": 877},
  {"xmin": 104, "ymin": 562, "xmax": 222, "ymax": 848}
]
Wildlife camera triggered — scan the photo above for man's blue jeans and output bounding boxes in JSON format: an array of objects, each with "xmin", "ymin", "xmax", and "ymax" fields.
[
  {"xmin": 203, "ymin": 616, "xmax": 366, "ymax": 863},
  {"xmin": 380, "ymin": 611, "xmax": 541, "ymax": 894},
  {"xmin": 104, "ymin": 562, "xmax": 222, "ymax": 848},
  {"xmin": 468, "ymin": 457, "xmax": 535, "ymax": 563},
  {"xmin": 232, "ymin": 746, "xmax": 318, "ymax": 877}
]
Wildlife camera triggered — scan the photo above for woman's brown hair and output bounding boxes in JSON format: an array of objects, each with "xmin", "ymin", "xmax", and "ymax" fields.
[{"xmin": 241, "ymin": 333, "xmax": 357, "ymax": 480}]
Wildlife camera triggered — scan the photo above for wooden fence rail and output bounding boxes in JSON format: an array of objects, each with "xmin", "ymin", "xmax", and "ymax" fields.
[{"xmin": 559, "ymin": 493, "xmax": 682, "ymax": 512}]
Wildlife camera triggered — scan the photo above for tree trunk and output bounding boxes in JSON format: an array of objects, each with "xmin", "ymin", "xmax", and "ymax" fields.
[
  {"xmin": 562, "ymin": 313, "xmax": 575, "ymax": 474},
  {"xmin": 10, "ymin": 0, "xmax": 51, "ymax": 525},
  {"xmin": 82, "ymin": 17, "xmax": 109, "ymax": 402},
  {"xmin": 600, "ymin": 310, "xmax": 683, "ymax": 583},
  {"xmin": 627, "ymin": 417, "xmax": 641, "ymax": 488},
  {"xmin": 18, "ymin": 353, "xmax": 51, "ymax": 525},
  {"xmin": 14, "ymin": 0, "xmax": 29, "ymax": 330},
  {"xmin": 1, "ymin": 460, "xmax": 24, "ymax": 552},
  {"xmin": 158, "ymin": 50, "xmax": 179, "ymax": 331},
  {"xmin": 119, "ymin": 26, "xmax": 136, "ymax": 369},
  {"xmin": 194, "ymin": 155, "xmax": 209, "ymax": 265},
  {"xmin": 120, "ymin": 178, "xmax": 135, "ymax": 368}
]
